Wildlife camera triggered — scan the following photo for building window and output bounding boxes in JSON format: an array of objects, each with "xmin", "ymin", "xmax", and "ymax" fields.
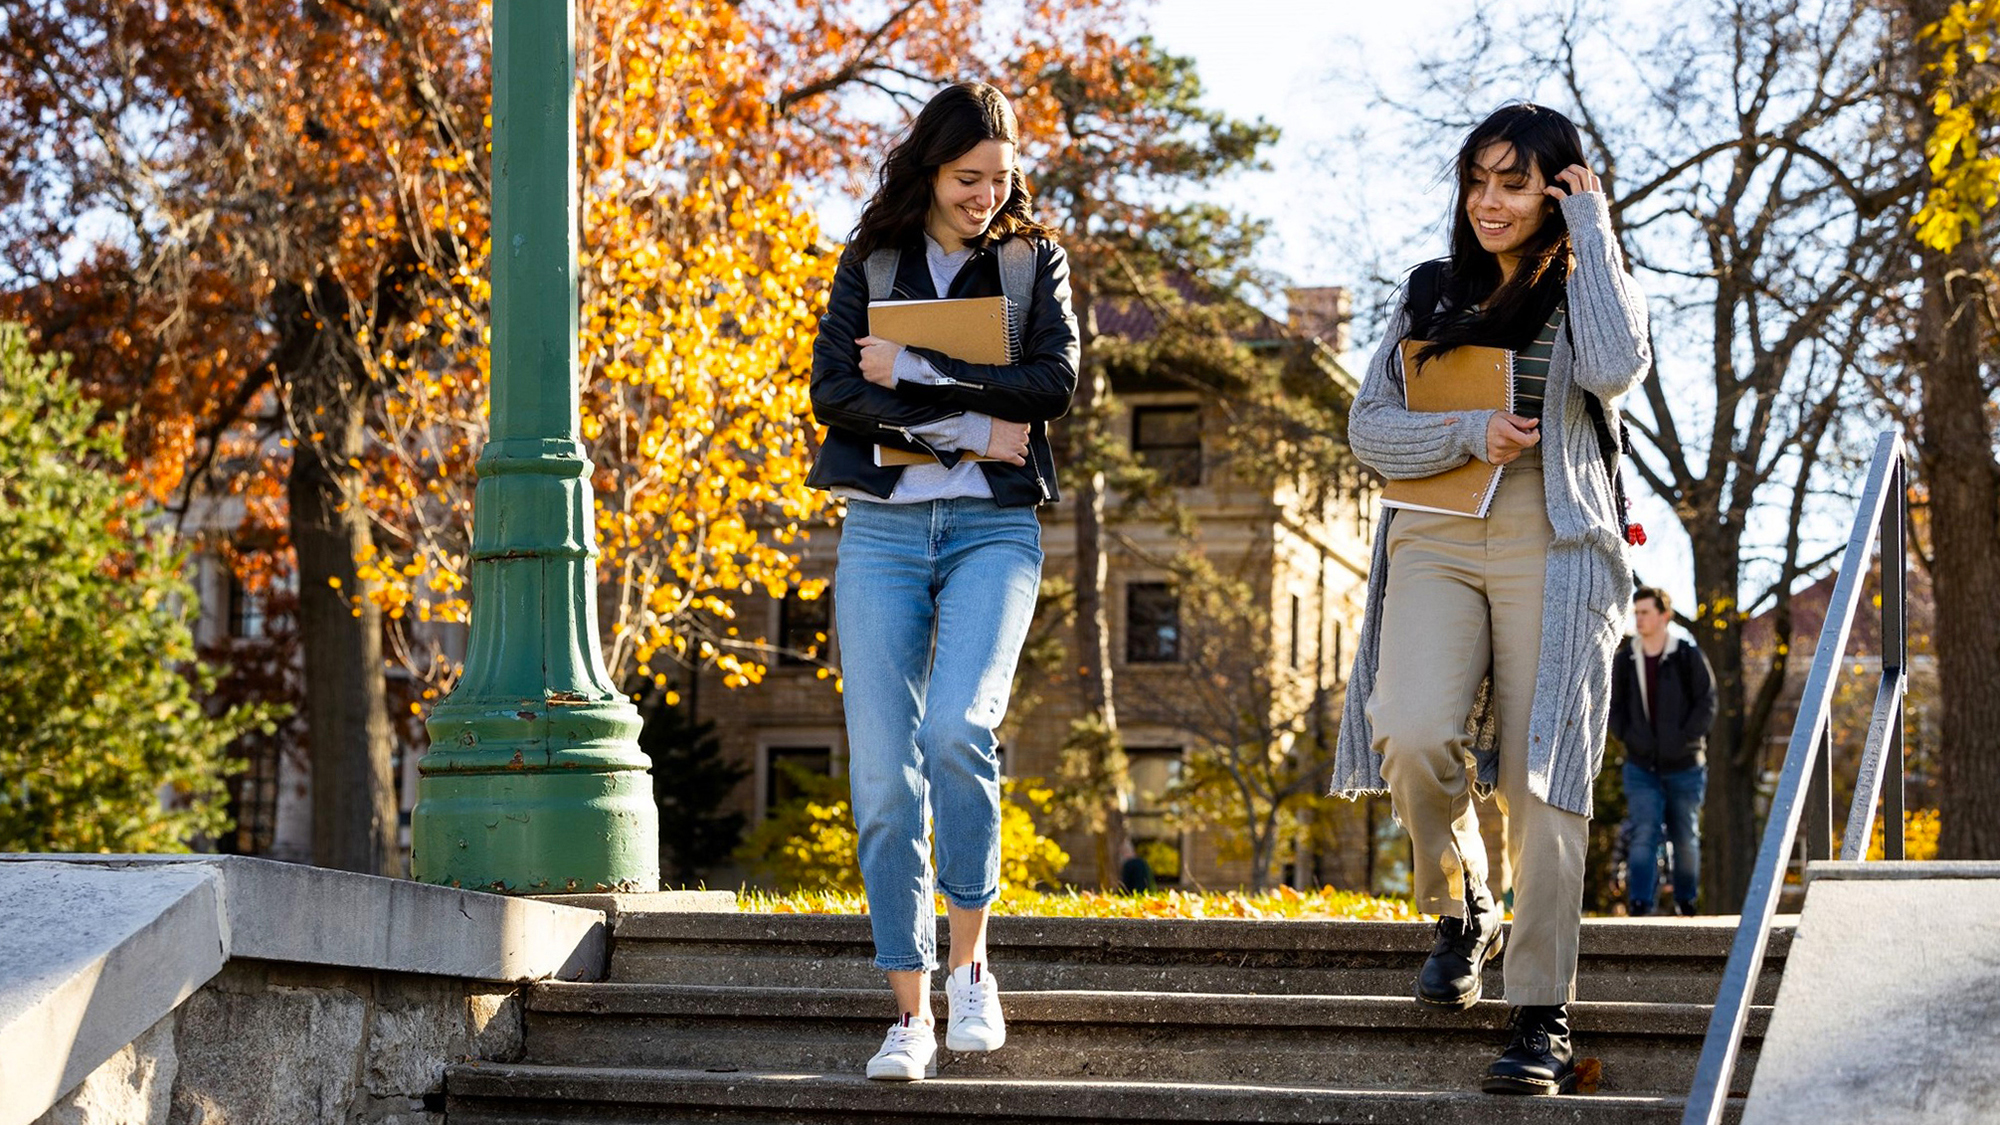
[
  {"xmin": 226, "ymin": 574, "xmax": 267, "ymax": 640},
  {"xmin": 1357, "ymin": 488, "xmax": 1375, "ymax": 541},
  {"xmin": 777, "ymin": 587, "xmax": 831, "ymax": 666},
  {"xmin": 763, "ymin": 745, "xmax": 833, "ymax": 816},
  {"xmin": 1132, "ymin": 404, "xmax": 1202, "ymax": 487},
  {"xmin": 1126, "ymin": 746, "xmax": 1184, "ymax": 885},
  {"xmin": 1334, "ymin": 621, "xmax": 1346, "ymax": 681},
  {"xmin": 1125, "ymin": 583, "xmax": 1181, "ymax": 664},
  {"xmin": 1289, "ymin": 594, "xmax": 1304, "ymax": 669}
]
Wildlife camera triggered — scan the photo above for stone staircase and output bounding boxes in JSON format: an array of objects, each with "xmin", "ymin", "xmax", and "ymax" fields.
[{"xmin": 445, "ymin": 911, "xmax": 1788, "ymax": 1123}]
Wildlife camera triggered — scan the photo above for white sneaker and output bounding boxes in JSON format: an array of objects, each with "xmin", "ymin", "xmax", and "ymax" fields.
[
  {"xmin": 865, "ymin": 1016, "xmax": 937, "ymax": 1081},
  {"xmin": 944, "ymin": 962, "xmax": 1006, "ymax": 1052}
]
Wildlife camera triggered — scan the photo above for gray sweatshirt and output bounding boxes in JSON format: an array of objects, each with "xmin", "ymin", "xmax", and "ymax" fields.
[{"xmin": 1331, "ymin": 191, "xmax": 1652, "ymax": 817}]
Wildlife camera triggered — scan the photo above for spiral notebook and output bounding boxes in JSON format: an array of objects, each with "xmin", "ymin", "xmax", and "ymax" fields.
[
  {"xmin": 1378, "ymin": 341, "xmax": 1514, "ymax": 518},
  {"xmin": 869, "ymin": 296, "xmax": 1016, "ymax": 466}
]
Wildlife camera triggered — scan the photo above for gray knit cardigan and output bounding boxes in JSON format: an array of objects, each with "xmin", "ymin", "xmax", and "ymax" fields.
[{"xmin": 1331, "ymin": 191, "xmax": 1651, "ymax": 818}]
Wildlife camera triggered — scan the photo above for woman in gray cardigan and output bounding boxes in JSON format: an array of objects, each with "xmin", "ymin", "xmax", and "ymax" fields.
[{"xmin": 1330, "ymin": 103, "xmax": 1650, "ymax": 1095}]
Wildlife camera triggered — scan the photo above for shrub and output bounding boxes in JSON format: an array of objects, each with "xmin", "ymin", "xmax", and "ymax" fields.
[{"xmin": 736, "ymin": 766, "xmax": 1070, "ymax": 896}]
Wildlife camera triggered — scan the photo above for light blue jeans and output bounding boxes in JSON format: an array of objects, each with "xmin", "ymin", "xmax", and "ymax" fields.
[{"xmin": 835, "ymin": 498, "xmax": 1044, "ymax": 972}]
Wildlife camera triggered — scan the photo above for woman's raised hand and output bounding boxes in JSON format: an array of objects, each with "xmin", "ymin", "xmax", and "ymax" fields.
[
  {"xmin": 1547, "ymin": 165, "xmax": 1602, "ymax": 201},
  {"xmin": 857, "ymin": 335, "xmax": 901, "ymax": 387},
  {"xmin": 1487, "ymin": 412, "xmax": 1541, "ymax": 465},
  {"xmin": 985, "ymin": 419, "xmax": 1030, "ymax": 465}
]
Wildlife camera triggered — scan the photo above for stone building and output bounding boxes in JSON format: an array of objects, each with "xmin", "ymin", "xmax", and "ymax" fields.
[{"xmin": 683, "ymin": 284, "xmax": 1385, "ymax": 891}]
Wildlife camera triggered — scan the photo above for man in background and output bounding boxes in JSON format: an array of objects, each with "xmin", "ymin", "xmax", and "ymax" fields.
[{"xmin": 1608, "ymin": 587, "xmax": 1716, "ymax": 916}]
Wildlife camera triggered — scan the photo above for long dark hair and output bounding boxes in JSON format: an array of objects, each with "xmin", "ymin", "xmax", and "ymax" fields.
[
  {"xmin": 844, "ymin": 82, "xmax": 1056, "ymax": 264},
  {"xmin": 1413, "ymin": 103, "xmax": 1585, "ymax": 362}
]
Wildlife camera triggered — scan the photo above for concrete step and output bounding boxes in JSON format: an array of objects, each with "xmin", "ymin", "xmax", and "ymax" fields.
[
  {"xmin": 608, "ymin": 912, "xmax": 1793, "ymax": 1006},
  {"xmin": 517, "ymin": 983, "xmax": 1765, "ymax": 1097},
  {"xmin": 446, "ymin": 1063, "xmax": 1745, "ymax": 1123}
]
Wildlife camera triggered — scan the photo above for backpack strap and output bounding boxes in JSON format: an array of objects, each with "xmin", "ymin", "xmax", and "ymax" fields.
[
  {"xmin": 863, "ymin": 248, "xmax": 900, "ymax": 302},
  {"xmin": 1405, "ymin": 257, "xmax": 1450, "ymax": 335},
  {"xmin": 997, "ymin": 237, "xmax": 1036, "ymax": 358}
]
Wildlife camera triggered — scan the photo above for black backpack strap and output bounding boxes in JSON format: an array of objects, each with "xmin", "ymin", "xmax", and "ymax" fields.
[{"xmin": 1405, "ymin": 258, "xmax": 1450, "ymax": 335}]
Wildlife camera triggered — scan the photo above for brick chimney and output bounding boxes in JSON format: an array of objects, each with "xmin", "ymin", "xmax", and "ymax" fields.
[{"xmin": 1286, "ymin": 286, "xmax": 1351, "ymax": 353}]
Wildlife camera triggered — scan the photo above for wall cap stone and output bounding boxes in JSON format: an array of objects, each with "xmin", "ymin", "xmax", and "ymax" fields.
[
  {"xmin": 1805, "ymin": 860, "xmax": 2000, "ymax": 881},
  {"xmin": 0, "ymin": 861, "xmax": 224, "ymax": 1125},
  {"xmin": 0, "ymin": 853, "xmax": 610, "ymax": 1124}
]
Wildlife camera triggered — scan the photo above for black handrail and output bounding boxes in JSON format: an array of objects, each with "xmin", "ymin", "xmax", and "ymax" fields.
[{"xmin": 1680, "ymin": 429, "xmax": 1909, "ymax": 1125}]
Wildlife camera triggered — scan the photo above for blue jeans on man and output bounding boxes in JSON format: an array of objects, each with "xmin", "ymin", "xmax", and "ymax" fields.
[{"xmin": 1622, "ymin": 761, "xmax": 1705, "ymax": 915}]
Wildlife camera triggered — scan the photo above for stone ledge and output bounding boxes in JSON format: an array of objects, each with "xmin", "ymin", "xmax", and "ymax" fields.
[
  {"xmin": 531, "ymin": 889, "xmax": 738, "ymax": 928},
  {"xmin": 0, "ymin": 854, "xmax": 606, "ymax": 983},
  {"xmin": 0, "ymin": 862, "xmax": 225, "ymax": 1125},
  {"xmin": 0, "ymin": 853, "xmax": 610, "ymax": 1125},
  {"xmin": 1806, "ymin": 859, "xmax": 2000, "ymax": 881},
  {"xmin": 1745, "ymin": 874, "xmax": 2000, "ymax": 1124}
]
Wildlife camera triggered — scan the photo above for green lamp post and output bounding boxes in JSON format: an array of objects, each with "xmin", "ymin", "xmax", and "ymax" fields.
[{"xmin": 410, "ymin": 0, "xmax": 659, "ymax": 893}]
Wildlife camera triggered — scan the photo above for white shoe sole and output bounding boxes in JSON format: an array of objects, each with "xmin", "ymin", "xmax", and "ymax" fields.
[{"xmin": 865, "ymin": 1059, "xmax": 938, "ymax": 1081}]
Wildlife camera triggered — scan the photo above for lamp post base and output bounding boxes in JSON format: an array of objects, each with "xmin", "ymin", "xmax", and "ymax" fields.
[{"xmin": 413, "ymin": 698, "xmax": 660, "ymax": 893}]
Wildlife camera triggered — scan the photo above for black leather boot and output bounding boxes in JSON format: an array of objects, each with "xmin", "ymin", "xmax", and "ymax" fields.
[
  {"xmin": 1415, "ymin": 877, "xmax": 1504, "ymax": 1010},
  {"xmin": 1482, "ymin": 1004, "xmax": 1576, "ymax": 1095}
]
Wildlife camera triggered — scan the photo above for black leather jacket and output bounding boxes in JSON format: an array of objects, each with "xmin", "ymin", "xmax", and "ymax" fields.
[{"xmin": 805, "ymin": 233, "xmax": 1079, "ymax": 506}]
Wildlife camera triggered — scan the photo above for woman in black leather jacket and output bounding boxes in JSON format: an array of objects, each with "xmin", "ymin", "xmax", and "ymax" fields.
[{"xmin": 805, "ymin": 81, "xmax": 1077, "ymax": 1083}]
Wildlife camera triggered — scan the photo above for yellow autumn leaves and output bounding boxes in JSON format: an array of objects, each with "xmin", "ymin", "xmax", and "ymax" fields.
[
  {"xmin": 359, "ymin": 0, "xmax": 837, "ymax": 696},
  {"xmin": 1917, "ymin": 4, "xmax": 2000, "ymax": 251}
]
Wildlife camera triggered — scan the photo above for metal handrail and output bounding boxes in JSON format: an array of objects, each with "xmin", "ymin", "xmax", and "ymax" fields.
[{"xmin": 1680, "ymin": 429, "xmax": 1909, "ymax": 1125}]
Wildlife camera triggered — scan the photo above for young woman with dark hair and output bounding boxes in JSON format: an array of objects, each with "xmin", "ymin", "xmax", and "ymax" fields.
[
  {"xmin": 805, "ymin": 81, "xmax": 1078, "ymax": 1082},
  {"xmin": 1331, "ymin": 102, "xmax": 1652, "ymax": 1095}
]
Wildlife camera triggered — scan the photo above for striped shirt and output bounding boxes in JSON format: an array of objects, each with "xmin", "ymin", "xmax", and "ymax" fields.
[{"xmin": 1511, "ymin": 306, "xmax": 1566, "ymax": 420}]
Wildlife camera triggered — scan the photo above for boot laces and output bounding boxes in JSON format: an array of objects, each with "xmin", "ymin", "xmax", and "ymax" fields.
[{"xmin": 1507, "ymin": 1007, "xmax": 1555, "ymax": 1055}]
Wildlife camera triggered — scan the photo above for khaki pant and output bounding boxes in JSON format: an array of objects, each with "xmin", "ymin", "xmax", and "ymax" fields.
[{"xmin": 1366, "ymin": 451, "xmax": 1589, "ymax": 1006}]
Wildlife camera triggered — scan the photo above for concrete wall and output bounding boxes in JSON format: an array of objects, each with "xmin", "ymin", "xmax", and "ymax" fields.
[{"xmin": 33, "ymin": 960, "xmax": 522, "ymax": 1125}]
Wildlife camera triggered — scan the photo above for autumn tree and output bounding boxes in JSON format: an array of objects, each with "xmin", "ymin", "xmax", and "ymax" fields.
[
  {"xmin": 1888, "ymin": 0, "xmax": 2000, "ymax": 859},
  {"xmin": 0, "ymin": 0, "xmax": 494, "ymax": 875},
  {"xmin": 0, "ymin": 0, "xmax": 1070, "ymax": 876},
  {"xmin": 0, "ymin": 323, "xmax": 278, "ymax": 853}
]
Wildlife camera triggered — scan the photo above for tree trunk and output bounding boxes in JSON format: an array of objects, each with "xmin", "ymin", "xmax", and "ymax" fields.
[
  {"xmin": 1692, "ymin": 541, "xmax": 1757, "ymax": 911},
  {"xmin": 281, "ymin": 280, "xmax": 399, "ymax": 876},
  {"xmin": 1917, "ymin": 244, "xmax": 2000, "ymax": 859},
  {"xmin": 1903, "ymin": 0, "xmax": 2000, "ymax": 861},
  {"xmin": 1067, "ymin": 265, "xmax": 1131, "ymax": 886}
]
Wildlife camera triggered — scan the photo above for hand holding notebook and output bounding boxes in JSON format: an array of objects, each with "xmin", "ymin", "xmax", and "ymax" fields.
[
  {"xmin": 1378, "ymin": 341, "xmax": 1515, "ymax": 518},
  {"xmin": 869, "ymin": 295, "xmax": 1017, "ymax": 465}
]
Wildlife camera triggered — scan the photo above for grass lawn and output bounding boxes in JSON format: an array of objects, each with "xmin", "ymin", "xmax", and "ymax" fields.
[{"xmin": 738, "ymin": 885, "xmax": 1417, "ymax": 921}]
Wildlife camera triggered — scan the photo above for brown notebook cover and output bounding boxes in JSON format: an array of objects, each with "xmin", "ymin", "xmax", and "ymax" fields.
[
  {"xmin": 1378, "ymin": 341, "xmax": 1514, "ymax": 517},
  {"xmin": 869, "ymin": 296, "xmax": 1015, "ymax": 466}
]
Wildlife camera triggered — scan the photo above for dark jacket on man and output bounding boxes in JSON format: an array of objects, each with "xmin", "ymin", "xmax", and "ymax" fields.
[
  {"xmin": 1608, "ymin": 633, "xmax": 1717, "ymax": 772},
  {"xmin": 806, "ymin": 233, "xmax": 1079, "ymax": 507}
]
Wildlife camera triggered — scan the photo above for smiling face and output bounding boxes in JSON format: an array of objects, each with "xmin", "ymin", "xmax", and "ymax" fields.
[
  {"xmin": 1465, "ymin": 141, "xmax": 1554, "ymax": 268},
  {"xmin": 927, "ymin": 139, "xmax": 1016, "ymax": 250}
]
